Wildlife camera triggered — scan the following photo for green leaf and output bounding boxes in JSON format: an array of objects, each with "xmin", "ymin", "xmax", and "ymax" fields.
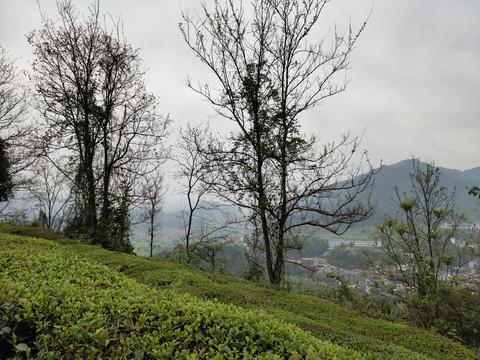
[
  {"xmin": 134, "ymin": 349, "xmax": 145, "ymax": 359},
  {"xmin": 15, "ymin": 343, "xmax": 29, "ymax": 352},
  {"xmin": 0, "ymin": 326, "xmax": 11, "ymax": 335}
]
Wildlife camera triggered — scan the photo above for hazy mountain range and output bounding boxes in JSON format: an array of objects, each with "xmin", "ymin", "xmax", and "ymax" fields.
[
  {"xmin": 158, "ymin": 159, "xmax": 480, "ymax": 229},
  {"xmin": 3, "ymin": 159, "xmax": 479, "ymax": 233},
  {"xmin": 364, "ymin": 159, "xmax": 480, "ymax": 224}
]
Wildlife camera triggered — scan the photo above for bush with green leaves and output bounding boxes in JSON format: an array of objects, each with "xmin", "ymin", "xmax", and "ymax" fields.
[
  {"xmin": 373, "ymin": 160, "xmax": 479, "ymax": 348},
  {"xmin": 0, "ymin": 233, "xmax": 360, "ymax": 359}
]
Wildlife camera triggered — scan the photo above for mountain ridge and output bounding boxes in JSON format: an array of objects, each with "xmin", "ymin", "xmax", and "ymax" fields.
[
  {"xmin": 365, "ymin": 158, "xmax": 480, "ymax": 224},
  {"xmin": 155, "ymin": 159, "xmax": 480, "ymax": 229}
]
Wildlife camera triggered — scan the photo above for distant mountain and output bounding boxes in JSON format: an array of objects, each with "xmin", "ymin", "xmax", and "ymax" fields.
[
  {"xmin": 363, "ymin": 159, "xmax": 480, "ymax": 224},
  {"xmin": 149, "ymin": 159, "xmax": 480, "ymax": 233}
]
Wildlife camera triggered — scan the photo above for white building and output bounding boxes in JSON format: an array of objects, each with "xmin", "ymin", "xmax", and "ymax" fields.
[
  {"xmin": 328, "ymin": 239, "xmax": 353, "ymax": 248},
  {"xmin": 328, "ymin": 238, "xmax": 375, "ymax": 249},
  {"xmin": 301, "ymin": 257, "xmax": 319, "ymax": 269}
]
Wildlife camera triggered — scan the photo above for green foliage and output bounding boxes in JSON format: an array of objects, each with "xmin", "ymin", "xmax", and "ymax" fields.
[
  {"xmin": 291, "ymin": 278, "xmax": 406, "ymax": 323},
  {"xmin": 327, "ymin": 244, "xmax": 369, "ymax": 270},
  {"xmin": 65, "ymin": 243, "xmax": 472, "ymax": 359},
  {"xmin": 288, "ymin": 236, "xmax": 329, "ymax": 262},
  {"xmin": 398, "ymin": 200, "xmax": 414, "ymax": 212},
  {"xmin": 98, "ymin": 195, "xmax": 134, "ymax": 254},
  {"xmin": 439, "ymin": 286, "xmax": 480, "ymax": 349},
  {"xmin": 468, "ymin": 185, "xmax": 480, "ymax": 200},
  {"xmin": 0, "ymin": 223, "xmax": 67, "ymax": 242},
  {"xmin": 0, "ymin": 225, "xmax": 474, "ymax": 359},
  {"xmin": 0, "ymin": 233, "xmax": 361, "ymax": 359},
  {"xmin": 62, "ymin": 187, "xmax": 94, "ymax": 243},
  {"xmin": 166, "ymin": 238, "xmax": 236, "ymax": 273}
]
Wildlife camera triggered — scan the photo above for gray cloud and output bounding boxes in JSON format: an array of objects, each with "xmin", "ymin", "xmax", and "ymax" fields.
[{"xmin": 0, "ymin": 0, "xmax": 478, "ymax": 170}]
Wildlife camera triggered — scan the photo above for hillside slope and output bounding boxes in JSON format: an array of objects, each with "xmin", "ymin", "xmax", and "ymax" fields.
[
  {"xmin": 0, "ymin": 224, "xmax": 473, "ymax": 360},
  {"xmin": 0, "ymin": 233, "xmax": 359, "ymax": 359}
]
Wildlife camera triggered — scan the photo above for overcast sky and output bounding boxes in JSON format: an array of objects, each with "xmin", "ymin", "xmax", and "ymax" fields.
[{"xmin": 1, "ymin": 0, "xmax": 479, "ymax": 171}]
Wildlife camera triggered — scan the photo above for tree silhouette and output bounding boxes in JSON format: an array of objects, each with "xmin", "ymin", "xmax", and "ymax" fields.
[
  {"xmin": 181, "ymin": 0, "xmax": 374, "ymax": 284},
  {"xmin": 29, "ymin": 0, "xmax": 169, "ymax": 250}
]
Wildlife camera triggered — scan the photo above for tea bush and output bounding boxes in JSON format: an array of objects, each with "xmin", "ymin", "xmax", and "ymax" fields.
[
  {"xmin": 0, "ymin": 226, "xmax": 474, "ymax": 360},
  {"xmin": 0, "ymin": 234, "xmax": 360, "ymax": 359},
  {"xmin": 78, "ymin": 248, "xmax": 471, "ymax": 360}
]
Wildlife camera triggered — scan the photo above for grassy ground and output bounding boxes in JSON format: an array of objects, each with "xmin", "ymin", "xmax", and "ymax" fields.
[{"xmin": 0, "ymin": 223, "xmax": 475, "ymax": 359}]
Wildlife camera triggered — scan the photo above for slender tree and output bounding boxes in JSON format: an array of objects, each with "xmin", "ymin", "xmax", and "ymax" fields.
[
  {"xmin": 29, "ymin": 0, "xmax": 169, "ymax": 250},
  {"xmin": 139, "ymin": 170, "xmax": 166, "ymax": 257},
  {"xmin": 0, "ymin": 44, "xmax": 34, "ymax": 203},
  {"xmin": 181, "ymin": 0, "xmax": 374, "ymax": 284},
  {"xmin": 174, "ymin": 125, "xmax": 212, "ymax": 261},
  {"xmin": 173, "ymin": 124, "xmax": 236, "ymax": 266},
  {"xmin": 374, "ymin": 160, "xmax": 476, "ymax": 328},
  {"xmin": 28, "ymin": 159, "xmax": 71, "ymax": 231}
]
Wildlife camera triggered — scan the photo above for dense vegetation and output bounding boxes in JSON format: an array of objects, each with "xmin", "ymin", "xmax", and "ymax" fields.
[
  {"xmin": 0, "ymin": 224, "xmax": 474, "ymax": 359},
  {"xmin": 0, "ymin": 233, "xmax": 359, "ymax": 359}
]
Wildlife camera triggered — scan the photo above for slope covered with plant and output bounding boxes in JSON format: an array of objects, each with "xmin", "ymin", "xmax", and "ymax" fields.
[
  {"xmin": 0, "ymin": 233, "xmax": 359, "ymax": 359},
  {"xmin": 0, "ymin": 225, "xmax": 475, "ymax": 359}
]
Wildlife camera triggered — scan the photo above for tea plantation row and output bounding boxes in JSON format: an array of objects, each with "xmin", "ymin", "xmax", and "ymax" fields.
[
  {"xmin": 0, "ymin": 233, "xmax": 361, "ymax": 359},
  {"xmin": 0, "ymin": 224, "xmax": 475, "ymax": 359}
]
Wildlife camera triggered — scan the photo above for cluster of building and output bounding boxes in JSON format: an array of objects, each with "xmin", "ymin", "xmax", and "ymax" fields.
[
  {"xmin": 327, "ymin": 238, "xmax": 375, "ymax": 249},
  {"xmin": 296, "ymin": 238, "xmax": 480, "ymax": 296}
]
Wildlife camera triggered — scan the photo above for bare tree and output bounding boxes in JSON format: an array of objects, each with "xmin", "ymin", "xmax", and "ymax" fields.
[
  {"xmin": 139, "ymin": 170, "xmax": 166, "ymax": 257},
  {"xmin": 174, "ymin": 125, "xmax": 212, "ymax": 261},
  {"xmin": 0, "ymin": 44, "xmax": 37, "ymax": 221},
  {"xmin": 0, "ymin": 45, "xmax": 25, "ymax": 134},
  {"xmin": 28, "ymin": 159, "xmax": 70, "ymax": 231},
  {"xmin": 28, "ymin": 0, "xmax": 169, "ymax": 250},
  {"xmin": 173, "ymin": 124, "xmax": 238, "ymax": 268},
  {"xmin": 180, "ymin": 0, "xmax": 374, "ymax": 284},
  {"xmin": 0, "ymin": 44, "xmax": 32, "ymax": 169},
  {"xmin": 0, "ymin": 45, "xmax": 35, "ymax": 203}
]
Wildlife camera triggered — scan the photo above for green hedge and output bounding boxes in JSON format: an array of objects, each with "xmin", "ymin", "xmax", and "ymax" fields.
[{"xmin": 0, "ymin": 234, "xmax": 360, "ymax": 359}]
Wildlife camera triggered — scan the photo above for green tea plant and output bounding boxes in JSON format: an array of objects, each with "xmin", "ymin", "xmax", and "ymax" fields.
[
  {"xmin": 0, "ymin": 233, "xmax": 360, "ymax": 359},
  {"xmin": 0, "ymin": 225, "xmax": 474, "ymax": 360}
]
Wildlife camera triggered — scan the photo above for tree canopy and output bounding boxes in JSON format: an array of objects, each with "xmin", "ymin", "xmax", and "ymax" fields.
[{"xmin": 28, "ymin": 0, "xmax": 169, "ymax": 251}]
